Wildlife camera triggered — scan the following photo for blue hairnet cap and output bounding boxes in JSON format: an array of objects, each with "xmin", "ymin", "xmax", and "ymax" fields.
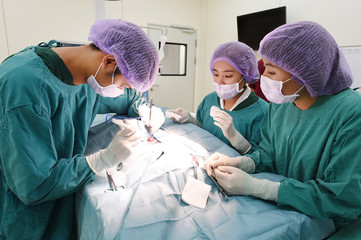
[
  {"xmin": 210, "ymin": 41, "xmax": 259, "ymax": 84},
  {"xmin": 88, "ymin": 19, "xmax": 159, "ymax": 92},
  {"xmin": 258, "ymin": 21, "xmax": 353, "ymax": 97}
]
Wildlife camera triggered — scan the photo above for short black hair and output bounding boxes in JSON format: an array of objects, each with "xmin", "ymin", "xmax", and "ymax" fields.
[{"xmin": 89, "ymin": 43, "xmax": 100, "ymax": 51}]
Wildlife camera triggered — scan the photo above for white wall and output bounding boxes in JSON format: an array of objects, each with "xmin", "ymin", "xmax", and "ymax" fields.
[
  {"xmin": 202, "ymin": 0, "xmax": 361, "ymax": 95},
  {"xmin": 0, "ymin": 0, "xmax": 94, "ymax": 55},
  {"xmin": 0, "ymin": 0, "xmax": 206, "ymax": 111},
  {"xmin": 1, "ymin": 0, "xmax": 361, "ymax": 110},
  {"xmin": 119, "ymin": 0, "xmax": 207, "ymax": 111},
  {"xmin": 0, "ymin": 0, "xmax": 9, "ymax": 60}
]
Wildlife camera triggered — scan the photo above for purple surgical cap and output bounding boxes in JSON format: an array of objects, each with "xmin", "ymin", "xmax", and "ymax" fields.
[
  {"xmin": 88, "ymin": 19, "xmax": 159, "ymax": 92},
  {"xmin": 210, "ymin": 41, "xmax": 259, "ymax": 84},
  {"xmin": 258, "ymin": 21, "xmax": 353, "ymax": 97}
]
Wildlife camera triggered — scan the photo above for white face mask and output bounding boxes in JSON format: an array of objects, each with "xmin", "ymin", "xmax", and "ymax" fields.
[
  {"xmin": 213, "ymin": 77, "xmax": 244, "ymax": 100},
  {"xmin": 87, "ymin": 63, "xmax": 124, "ymax": 98},
  {"xmin": 260, "ymin": 75, "xmax": 304, "ymax": 104}
]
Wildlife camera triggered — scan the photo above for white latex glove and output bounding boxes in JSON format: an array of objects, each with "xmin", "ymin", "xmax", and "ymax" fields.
[
  {"xmin": 214, "ymin": 166, "xmax": 280, "ymax": 201},
  {"xmin": 138, "ymin": 104, "xmax": 165, "ymax": 133},
  {"xmin": 167, "ymin": 108, "xmax": 200, "ymax": 126},
  {"xmin": 210, "ymin": 106, "xmax": 251, "ymax": 154},
  {"xmin": 86, "ymin": 120, "xmax": 140, "ymax": 174},
  {"xmin": 204, "ymin": 152, "xmax": 255, "ymax": 177}
]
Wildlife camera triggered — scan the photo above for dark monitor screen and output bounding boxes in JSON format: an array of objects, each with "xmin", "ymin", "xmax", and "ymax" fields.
[{"xmin": 237, "ymin": 7, "xmax": 286, "ymax": 50}]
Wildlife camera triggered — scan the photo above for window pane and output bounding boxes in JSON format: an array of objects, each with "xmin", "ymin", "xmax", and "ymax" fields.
[{"xmin": 159, "ymin": 42, "xmax": 187, "ymax": 76}]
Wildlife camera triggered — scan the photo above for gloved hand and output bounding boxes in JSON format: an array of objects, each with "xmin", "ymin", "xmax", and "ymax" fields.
[
  {"xmin": 214, "ymin": 166, "xmax": 280, "ymax": 201},
  {"xmin": 210, "ymin": 106, "xmax": 251, "ymax": 154},
  {"xmin": 138, "ymin": 104, "xmax": 165, "ymax": 134},
  {"xmin": 204, "ymin": 152, "xmax": 255, "ymax": 176},
  {"xmin": 86, "ymin": 120, "xmax": 140, "ymax": 174},
  {"xmin": 167, "ymin": 108, "xmax": 200, "ymax": 126}
]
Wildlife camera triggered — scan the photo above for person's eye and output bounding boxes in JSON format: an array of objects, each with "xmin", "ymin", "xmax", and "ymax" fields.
[{"xmin": 225, "ymin": 75, "xmax": 232, "ymax": 78}]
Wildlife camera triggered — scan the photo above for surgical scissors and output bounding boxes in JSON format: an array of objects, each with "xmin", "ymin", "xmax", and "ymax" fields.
[
  {"xmin": 190, "ymin": 153, "xmax": 229, "ymax": 200},
  {"xmin": 105, "ymin": 169, "xmax": 117, "ymax": 192},
  {"xmin": 201, "ymin": 168, "xmax": 229, "ymax": 200}
]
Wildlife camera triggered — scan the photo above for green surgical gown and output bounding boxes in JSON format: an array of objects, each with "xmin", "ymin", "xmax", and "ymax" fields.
[
  {"xmin": 248, "ymin": 89, "xmax": 361, "ymax": 231},
  {"xmin": 196, "ymin": 91, "xmax": 268, "ymax": 153},
  {"xmin": 0, "ymin": 47, "xmax": 145, "ymax": 239}
]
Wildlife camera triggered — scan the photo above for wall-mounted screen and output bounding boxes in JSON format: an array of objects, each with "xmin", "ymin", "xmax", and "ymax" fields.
[{"xmin": 237, "ymin": 6, "xmax": 286, "ymax": 50}]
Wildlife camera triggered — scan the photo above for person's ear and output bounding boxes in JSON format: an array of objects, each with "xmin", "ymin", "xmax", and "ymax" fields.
[{"xmin": 103, "ymin": 54, "xmax": 116, "ymax": 66}]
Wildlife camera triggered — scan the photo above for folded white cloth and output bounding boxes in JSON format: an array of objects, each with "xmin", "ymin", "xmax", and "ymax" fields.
[{"xmin": 182, "ymin": 177, "xmax": 211, "ymax": 209}]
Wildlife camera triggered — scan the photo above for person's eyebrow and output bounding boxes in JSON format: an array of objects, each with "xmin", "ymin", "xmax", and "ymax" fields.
[
  {"xmin": 264, "ymin": 63, "xmax": 276, "ymax": 68},
  {"xmin": 213, "ymin": 69, "xmax": 235, "ymax": 73}
]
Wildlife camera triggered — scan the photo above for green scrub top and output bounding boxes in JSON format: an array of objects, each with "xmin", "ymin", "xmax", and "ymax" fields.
[
  {"xmin": 248, "ymin": 88, "xmax": 361, "ymax": 230},
  {"xmin": 196, "ymin": 91, "xmax": 268, "ymax": 153},
  {"xmin": 34, "ymin": 45, "xmax": 73, "ymax": 85},
  {"xmin": 0, "ymin": 46, "xmax": 145, "ymax": 239}
]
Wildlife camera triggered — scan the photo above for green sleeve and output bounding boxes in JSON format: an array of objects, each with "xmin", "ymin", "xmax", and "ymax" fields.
[
  {"xmin": 247, "ymin": 104, "xmax": 277, "ymax": 172},
  {"xmin": 278, "ymin": 129, "xmax": 361, "ymax": 222},
  {"xmin": 0, "ymin": 106, "xmax": 94, "ymax": 205},
  {"xmin": 196, "ymin": 97, "xmax": 206, "ymax": 125},
  {"xmin": 97, "ymin": 88, "xmax": 146, "ymax": 117}
]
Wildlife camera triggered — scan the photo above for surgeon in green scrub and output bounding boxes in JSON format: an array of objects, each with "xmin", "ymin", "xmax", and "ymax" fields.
[
  {"xmin": 168, "ymin": 42, "xmax": 268, "ymax": 154},
  {"xmin": 0, "ymin": 19, "xmax": 163, "ymax": 239},
  {"xmin": 204, "ymin": 21, "xmax": 361, "ymax": 239}
]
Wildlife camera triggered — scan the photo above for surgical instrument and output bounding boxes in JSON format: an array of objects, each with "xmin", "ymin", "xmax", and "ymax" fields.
[
  {"xmin": 143, "ymin": 98, "xmax": 162, "ymax": 143},
  {"xmin": 144, "ymin": 97, "xmax": 153, "ymax": 134},
  {"xmin": 105, "ymin": 114, "xmax": 142, "ymax": 123},
  {"xmin": 191, "ymin": 155, "xmax": 199, "ymax": 179},
  {"xmin": 201, "ymin": 168, "xmax": 229, "ymax": 200},
  {"xmin": 190, "ymin": 154, "xmax": 229, "ymax": 200},
  {"xmin": 116, "ymin": 162, "xmax": 123, "ymax": 171},
  {"xmin": 106, "ymin": 169, "xmax": 117, "ymax": 191}
]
